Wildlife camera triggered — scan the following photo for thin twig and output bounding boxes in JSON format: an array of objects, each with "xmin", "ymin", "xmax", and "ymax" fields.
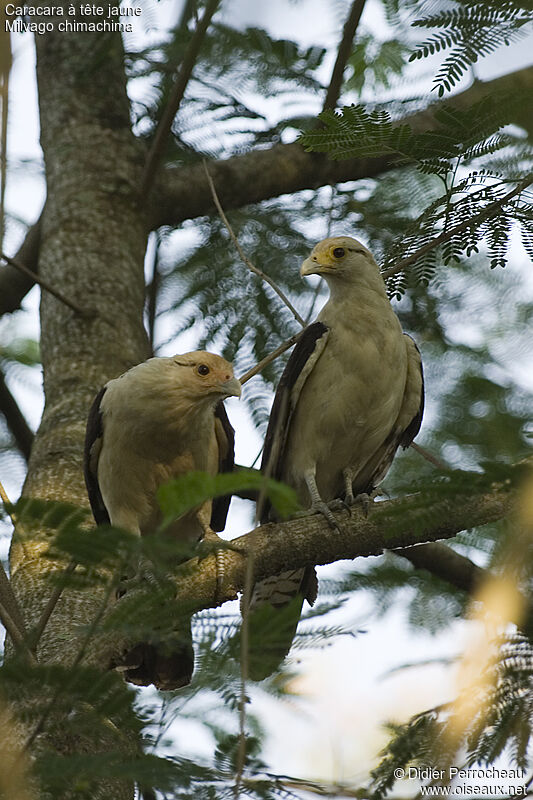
[
  {"xmin": 304, "ymin": 187, "xmax": 336, "ymax": 324},
  {"xmin": 239, "ymin": 333, "xmax": 301, "ymax": 385},
  {"xmin": 410, "ymin": 442, "xmax": 450, "ymax": 472},
  {"xmin": 382, "ymin": 175, "xmax": 533, "ymax": 280},
  {"xmin": 322, "ymin": 0, "xmax": 367, "ymax": 112},
  {"xmin": 141, "ymin": 0, "xmax": 220, "ymax": 197},
  {"xmin": 30, "ymin": 560, "xmax": 77, "ymax": 650},
  {"xmin": 0, "ymin": 476, "xmax": 16, "ymax": 526},
  {"xmin": 0, "ymin": 600, "xmax": 36, "ymax": 664},
  {"xmin": 0, "ymin": 250, "xmax": 91, "ymax": 318},
  {"xmin": 204, "ymin": 162, "xmax": 306, "ymax": 327},
  {"xmin": 0, "ymin": 560, "xmax": 27, "ymax": 635},
  {"xmin": 235, "ymin": 397, "xmax": 288, "ymax": 796},
  {"xmin": 0, "ymin": 480, "xmax": 35, "ymax": 660},
  {"xmin": 0, "ymin": 564, "xmax": 27, "ymax": 635}
]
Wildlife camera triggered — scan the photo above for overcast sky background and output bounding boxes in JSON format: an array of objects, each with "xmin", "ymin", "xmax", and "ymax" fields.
[{"xmin": 3, "ymin": 1, "xmax": 533, "ymax": 793}]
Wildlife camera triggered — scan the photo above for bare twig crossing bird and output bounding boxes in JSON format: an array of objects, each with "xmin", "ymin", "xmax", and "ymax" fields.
[
  {"xmin": 248, "ymin": 235, "xmax": 424, "ymax": 679},
  {"xmin": 84, "ymin": 351, "xmax": 241, "ymax": 690}
]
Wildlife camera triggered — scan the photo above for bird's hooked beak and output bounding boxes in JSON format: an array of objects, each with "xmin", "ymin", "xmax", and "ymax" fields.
[
  {"xmin": 300, "ymin": 254, "xmax": 335, "ymax": 277},
  {"xmin": 221, "ymin": 376, "xmax": 242, "ymax": 399}
]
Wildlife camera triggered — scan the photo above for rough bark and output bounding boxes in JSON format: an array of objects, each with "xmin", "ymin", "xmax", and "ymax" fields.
[{"xmin": 7, "ymin": 7, "xmax": 150, "ymax": 799}]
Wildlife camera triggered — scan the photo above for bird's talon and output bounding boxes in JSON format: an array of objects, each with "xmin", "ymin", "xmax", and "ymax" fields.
[
  {"xmin": 116, "ymin": 552, "xmax": 163, "ymax": 599},
  {"xmin": 327, "ymin": 498, "xmax": 344, "ymax": 511},
  {"xmin": 354, "ymin": 491, "xmax": 376, "ymax": 517}
]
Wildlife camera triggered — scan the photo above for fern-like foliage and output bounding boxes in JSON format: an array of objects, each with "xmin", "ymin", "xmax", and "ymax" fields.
[
  {"xmin": 410, "ymin": 1, "xmax": 533, "ymax": 96},
  {"xmin": 300, "ymin": 94, "xmax": 532, "ymax": 287},
  {"xmin": 157, "ymin": 208, "xmax": 307, "ymax": 371},
  {"xmin": 126, "ymin": 23, "xmax": 326, "ymax": 162},
  {"xmin": 346, "ymin": 35, "xmax": 412, "ymax": 95},
  {"xmin": 338, "ymin": 553, "xmax": 469, "ymax": 634},
  {"xmin": 369, "ymin": 632, "xmax": 533, "ymax": 799},
  {"xmin": 300, "ymin": 94, "xmax": 521, "ymax": 165}
]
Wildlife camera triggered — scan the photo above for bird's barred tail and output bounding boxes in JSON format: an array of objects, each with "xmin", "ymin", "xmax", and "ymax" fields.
[
  {"xmin": 114, "ymin": 622, "xmax": 194, "ymax": 691},
  {"xmin": 245, "ymin": 567, "xmax": 317, "ymax": 681}
]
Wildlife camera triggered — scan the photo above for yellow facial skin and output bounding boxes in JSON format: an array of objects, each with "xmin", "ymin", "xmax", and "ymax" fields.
[{"xmin": 301, "ymin": 235, "xmax": 372, "ymax": 277}]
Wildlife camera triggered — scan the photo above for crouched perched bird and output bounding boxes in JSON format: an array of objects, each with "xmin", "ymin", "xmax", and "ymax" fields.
[
  {"xmin": 83, "ymin": 351, "xmax": 241, "ymax": 690},
  {"xmin": 247, "ymin": 235, "xmax": 424, "ymax": 679}
]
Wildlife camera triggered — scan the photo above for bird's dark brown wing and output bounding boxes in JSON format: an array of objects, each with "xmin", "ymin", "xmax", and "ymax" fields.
[
  {"xmin": 260, "ymin": 322, "xmax": 329, "ymax": 521},
  {"xmin": 83, "ymin": 386, "xmax": 110, "ymax": 525},
  {"xmin": 399, "ymin": 334, "xmax": 424, "ymax": 448},
  {"xmin": 210, "ymin": 401, "xmax": 235, "ymax": 531}
]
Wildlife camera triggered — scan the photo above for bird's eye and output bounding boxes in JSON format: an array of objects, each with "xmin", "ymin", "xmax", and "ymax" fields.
[
  {"xmin": 332, "ymin": 247, "xmax": 345, "ymax": 258},
  {"xmin": 197, "ymin": 364, "xmax": 210, "ymax": 376}
]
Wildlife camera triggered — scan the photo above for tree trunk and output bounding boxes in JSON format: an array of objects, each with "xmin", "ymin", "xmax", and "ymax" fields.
[{"xmin": 8, "ymin": 8, "xmax": 150, "ymax": 798}]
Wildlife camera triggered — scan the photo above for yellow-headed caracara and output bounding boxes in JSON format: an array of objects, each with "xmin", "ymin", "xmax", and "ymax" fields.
[
  {"xmin": 248, "ymin": 236, "xmax": 424, "ymax": 679},
  {"xmin": 84, "ymin": 351, "xmax": 241, "ymax": 690}
]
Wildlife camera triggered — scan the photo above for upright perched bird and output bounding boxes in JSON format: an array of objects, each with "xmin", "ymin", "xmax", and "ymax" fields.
[
  {"xmin": 248, "ymin": 235, "xmax": 424, "ymax": 679},
  {"xmin": 84, "ymin": 351, "xmax": 241, "ymax": 690}
]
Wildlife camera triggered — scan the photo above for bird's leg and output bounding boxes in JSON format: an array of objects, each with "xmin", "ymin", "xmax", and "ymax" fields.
[
  {"xmin": 342, "ymin": 468, "xmax": 377, "ymax": 517},
  {"xmin": 196, "ymin": 507, "xmax": 235, "ymax": 603},
  {"xmin": 118, "ymin": 552, "xmax": 159, "ymax": 597},
  {"xmin": 293, "ymin": 469, "xmax": 341, "ymax": 531},
  {"xmin": 356, "ymin": 491, "xmax": 377, "ymax": 517},
  {"xmin": 342, "ymin": 467, "xmax": 356, "ymax": 508},
  {"xmin": 115, "ymin": 522, "xmax": 159, "ymax": 596}
]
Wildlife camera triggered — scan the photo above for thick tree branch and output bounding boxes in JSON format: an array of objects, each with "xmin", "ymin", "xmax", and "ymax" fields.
[
  {"xmin": 129, "ymin": 482, "xmax": 515, "ymax": 620},
  {"xmin": 149, "ymin": 66, "xmax": 533, "ymax": 231},
  {"xmin": 397, "ymin": 542, "xmax": 485, "ymax": 594},
  {"xmin": 0, "ymin": 367, "xmax": 33, "ymax": 461},
  {"xmin": 0, "ymin": 215, "xmax": 41, "ymax": 315},
  {"xmin": 211, "ymin": 459, "xmax": 504, "ymax": 605},
  {"xmin": 322, "ymin": 0, "xmax": 367, "ymax": 112}
]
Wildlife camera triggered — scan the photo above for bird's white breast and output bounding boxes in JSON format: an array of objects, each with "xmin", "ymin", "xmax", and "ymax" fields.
[{"xmin": 283, "ymin": 294, "xmax": 407, "ymax": 501}]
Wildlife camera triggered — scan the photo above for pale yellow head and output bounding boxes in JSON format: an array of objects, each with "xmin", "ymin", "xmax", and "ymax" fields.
[
  {"xmin": 168, "ymin": 351, "xmax": 241, "ymax": 400},
  {"xmin": 301, "ymin": 235, "xmax": 377, "ymax": 277},
  {"xmin": 109, "ymin": 351, "xmax": 241, "ymax": 411}
]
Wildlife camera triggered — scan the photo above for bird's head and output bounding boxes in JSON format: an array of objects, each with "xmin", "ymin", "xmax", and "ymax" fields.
[
  {"xmin": 301, "ymin": 236, "xmax": 383, "ymax": 293},
  {"xmin": 170, "ymin": 351, "xmax": 242, "ymax": 402}
]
